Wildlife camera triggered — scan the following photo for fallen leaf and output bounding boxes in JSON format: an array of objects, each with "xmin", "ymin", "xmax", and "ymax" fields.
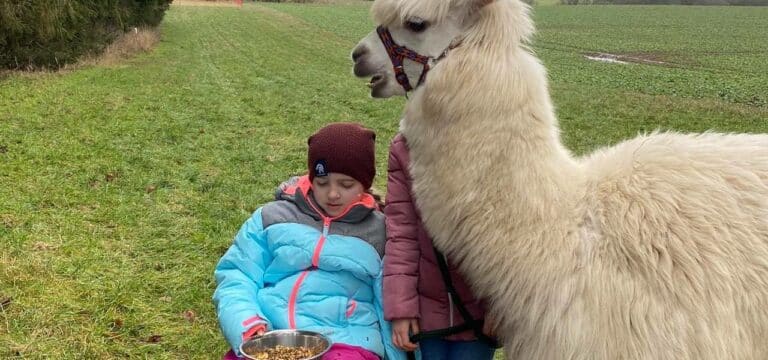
[
  {"xmin": 183, "ymin": 310, "xmax": 197, "ymax": 323},
  {"xmin": 110, "ymin": 318, "xmax": 124, "ymax": 331},
  {"xmin": 33, "ymin": 242, "xmax": 56, "ymax": 251},
  {"xmin": 146, "ymin": 334, "xmax": 163, "ymax": 343},
  {"xmin": 146, "ymin": 185, "xmax": 157, "ymax": 193}
]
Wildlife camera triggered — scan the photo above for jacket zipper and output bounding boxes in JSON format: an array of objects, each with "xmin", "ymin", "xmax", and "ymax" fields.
[
  {"xmin": 443, "ymin": 254, "xmax": 455, "ymax": 328},
  {"xmin": 288, "ymin": 216, "xmax": 332, "ymax": 329},
  {"xmin": 287, "ymin": 187, "xmax": 370, "ymax": 330},
  {"xmin": 288, "ymin": 270, "xmax": 310, "ymax": 329},
  {"xmin": 312, "ymin": 218, "xmax": 331, "ymax": 267}
]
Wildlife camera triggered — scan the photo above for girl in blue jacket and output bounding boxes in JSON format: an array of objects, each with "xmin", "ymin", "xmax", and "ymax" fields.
[{"xmin": 214, "ymin": 123, "xmax": 405, "ymax": 360}]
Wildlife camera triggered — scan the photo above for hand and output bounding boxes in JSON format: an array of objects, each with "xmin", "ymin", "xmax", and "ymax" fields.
[
  {"xmin": 482, "ymin": 317, "xmax": 497, "ymax": 339},
  {"xmin": 243, "ymin": 323, "xmax": 267, "ymax": 340},
  {"xmin": 254, "ymin": 327, "xmax": 266, "ymax": 336},
  {"xmin": 391, "ymin": 318, "xmax": 420, "ymax": 352}
]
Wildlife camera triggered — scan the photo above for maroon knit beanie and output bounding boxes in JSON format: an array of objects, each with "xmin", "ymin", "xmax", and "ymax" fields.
[{"xmin": 307, "ymin": 122, "xmax": 376, "ymax": 189}]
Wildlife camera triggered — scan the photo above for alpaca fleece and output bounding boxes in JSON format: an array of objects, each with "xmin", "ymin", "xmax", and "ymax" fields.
[{"xmin": 367, "ymin": 0, "xmax": 768, "ymax": 358}]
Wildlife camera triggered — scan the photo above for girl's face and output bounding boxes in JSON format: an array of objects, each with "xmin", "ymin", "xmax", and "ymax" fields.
[{"xmin": 311, "ymin": 173, "xmax": 365, "ymax": 217}]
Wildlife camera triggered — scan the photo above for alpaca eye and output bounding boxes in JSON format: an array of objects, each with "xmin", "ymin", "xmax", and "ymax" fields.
[{"xmin": 405, "ymin": 19, "xmax": 428, "ymax": 33}]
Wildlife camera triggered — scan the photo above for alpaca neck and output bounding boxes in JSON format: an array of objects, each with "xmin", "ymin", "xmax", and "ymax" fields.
[{"xmin": 402, "ymin": 0, "xmax": 583, "ymax": 227}]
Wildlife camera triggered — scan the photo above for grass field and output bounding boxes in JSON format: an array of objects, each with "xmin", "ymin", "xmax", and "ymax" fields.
[{"xmin": 1, "ymin": 2, "xmax": 767, "ymax": 358}]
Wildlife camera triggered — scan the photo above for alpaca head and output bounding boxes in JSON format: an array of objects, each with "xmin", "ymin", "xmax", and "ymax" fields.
[{"xmin": 351, "ymin": 0, "xmax": 500, "ymax": 98}]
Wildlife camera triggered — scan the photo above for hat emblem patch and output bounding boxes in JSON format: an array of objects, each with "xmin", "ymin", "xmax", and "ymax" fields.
[{"xmin": 314, "ymin": 160, "xmax": 328, "ymax": 177}]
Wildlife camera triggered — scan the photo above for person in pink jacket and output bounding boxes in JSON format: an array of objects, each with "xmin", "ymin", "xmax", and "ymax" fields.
[{"xmin": 383, "ymin": 133, "xmax": 499, "ymax": 360}]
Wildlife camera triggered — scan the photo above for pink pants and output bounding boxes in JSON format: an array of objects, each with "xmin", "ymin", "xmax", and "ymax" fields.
[{"xmin": 223, "ymin": 343, "xmax": 379, "ymax": 360}]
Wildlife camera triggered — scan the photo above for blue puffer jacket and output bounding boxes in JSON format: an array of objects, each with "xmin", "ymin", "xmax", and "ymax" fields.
[{"xmin": 214, "ymin": 176, "xmax": 405, "ymax": 359}]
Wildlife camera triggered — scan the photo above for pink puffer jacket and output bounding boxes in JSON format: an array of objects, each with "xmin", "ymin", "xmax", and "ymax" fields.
[{"xmin": 383, "ymin": 133, "xmax": 488, "ymax": 342}]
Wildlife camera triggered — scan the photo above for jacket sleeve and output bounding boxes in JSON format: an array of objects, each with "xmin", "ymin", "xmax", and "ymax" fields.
[
  {"xmin": 375, "ymin": 266, "xmax": 408, "ymax": 360},
  {"xmin": 383, "ymin": 136, "xmax": 422, "ymax": 320},
  {"xmin": 213, "ymin": 207, "xmax": 272, "ymax": 355}
]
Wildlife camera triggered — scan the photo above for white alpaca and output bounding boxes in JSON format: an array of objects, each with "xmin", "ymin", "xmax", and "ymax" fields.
[{"xmin": 352, "ymin": 0, "xmax": 768, "ymax": 358}]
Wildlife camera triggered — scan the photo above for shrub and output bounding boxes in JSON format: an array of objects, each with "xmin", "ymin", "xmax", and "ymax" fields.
[{"xmin": 0, "ymin": 0, "xmax": 172, "ymax": 70}]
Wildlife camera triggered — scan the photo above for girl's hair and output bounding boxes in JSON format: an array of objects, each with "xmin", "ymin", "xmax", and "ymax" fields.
[{"xmin": 366, "ymin": 188, "xmax": 386, "ymax": 210}]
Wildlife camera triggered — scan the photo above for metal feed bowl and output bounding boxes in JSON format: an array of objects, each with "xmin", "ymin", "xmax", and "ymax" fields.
[{"xmin": 239, "ymin": 330, "xmax": 332, "ymax": 360}]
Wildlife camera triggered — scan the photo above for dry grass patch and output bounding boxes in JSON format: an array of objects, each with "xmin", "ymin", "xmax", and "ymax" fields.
[
  {"xmin": 89, "ymin": 27, "xmax": 161, "ymax": 66},
  {"xmin": 172, "ymin": 0, "xmax": 240, "ymax": 6},
  {"xmin": 0, "ymin": 27, "xmax": 161, "ymax": 77}
]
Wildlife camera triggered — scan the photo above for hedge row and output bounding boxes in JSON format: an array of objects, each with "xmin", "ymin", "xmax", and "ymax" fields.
[{"xmin": 0, "ymin": 0, "xmax": 172, "ymax": 70}]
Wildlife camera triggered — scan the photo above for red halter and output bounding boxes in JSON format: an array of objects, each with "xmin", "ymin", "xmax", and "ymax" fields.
[
  {"xmin": 376, "ymin": 26, "xmax": 464, "ymax": 93},
  {"xmin": 376, "ymin": 26, "xmax": 433, "ymax": 92}
]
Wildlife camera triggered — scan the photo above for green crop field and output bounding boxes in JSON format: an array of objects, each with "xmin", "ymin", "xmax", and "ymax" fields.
[{"xmin": 1, "ymin": 2, "xmax": 766, "ymax": 358}]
